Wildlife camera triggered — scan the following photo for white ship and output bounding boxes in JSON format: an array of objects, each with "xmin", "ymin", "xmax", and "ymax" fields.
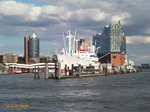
[{"xmin": 55, "ymin": 30, "xmax": 100, "ymax": 71}]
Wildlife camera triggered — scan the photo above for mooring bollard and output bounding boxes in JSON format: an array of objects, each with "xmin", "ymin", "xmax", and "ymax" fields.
[
  {"xmin": 45, "ymin": 63, "xmax": 49, "ymax": 80},
  {"xmin": 65, "ymin": 64, "xmax": 67, "ymax": 76},
  {"xmin": 71, "ymin": 64, "xmax": 74, "ymax": 75},
  {"xmin": 37, "ymin": 67, "xmax": 40, "ymax": 79},
  {"xmin": 78, "ymin": 64, "xmax": 81, "ymax": 77},
  {"xmin": 58, "ymin": 63, "xmax": 61, "ymax": 79},
  {"xmin": 55, "ymin": 62, "xmax": 58, "ymax": 78},
  {"xmin": 34, "ymin": 67, "xmax": 37, "ymax": 79}
]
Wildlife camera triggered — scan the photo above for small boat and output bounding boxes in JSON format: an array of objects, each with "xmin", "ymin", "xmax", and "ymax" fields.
[
  {"xmin": 15, "ymin": 71, "xmax": 22, "ymax": 74},
  {"xmin": 9, "ymin": 70, "xmax": 22, "ymax": 74}
]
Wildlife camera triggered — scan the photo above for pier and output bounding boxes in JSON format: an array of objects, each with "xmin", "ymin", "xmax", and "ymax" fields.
[{"xmin": 1, "ymin": 63, "xmax": 142, "ymax": 79}]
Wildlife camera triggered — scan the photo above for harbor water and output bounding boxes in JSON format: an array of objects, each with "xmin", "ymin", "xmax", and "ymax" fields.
[{"xmin": 0, "ymin": 72, "xmax": 150, "ymax": 112}]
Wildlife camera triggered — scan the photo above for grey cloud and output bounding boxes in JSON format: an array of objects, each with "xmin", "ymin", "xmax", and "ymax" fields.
[
  {"xmin": 115, "ymin": 0, "xmax": 150, "ymax": 35},
  {"xmin": 0, "ymin": 0, "xmax": 150, "ymax": 64},
  {"xmin": 127, "ymin": 44, "xmax": 150, "ymax": 65},
  {"xmin": 2, "ymin": 15, "xmax": 59, "ymax": 27}
]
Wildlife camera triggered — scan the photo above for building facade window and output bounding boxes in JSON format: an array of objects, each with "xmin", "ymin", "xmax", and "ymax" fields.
[{"xmin": 112, "ymin": 56, "xmax": 116, "ymax": 59}]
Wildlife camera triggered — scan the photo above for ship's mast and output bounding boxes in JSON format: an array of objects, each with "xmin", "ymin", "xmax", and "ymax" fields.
[
  {"xmin": 63, "ymin": 30, "xmax": 79, "ymax": 55},
  {"xmin": 73, "ymin": 30, "xmax": 76, "ymax": 53},
  {"xmin": 68, "ymin": 30, "xmax": 72, "ymax": 54},
  {"xmin": 62, "ymin": 32, "xmax": 67, "ymax": 54}
]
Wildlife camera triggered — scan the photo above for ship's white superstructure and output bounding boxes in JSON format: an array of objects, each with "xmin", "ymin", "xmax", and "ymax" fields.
[{"xmin": 56, "ymin": 30, "xmax": 100, "ymax": 70}]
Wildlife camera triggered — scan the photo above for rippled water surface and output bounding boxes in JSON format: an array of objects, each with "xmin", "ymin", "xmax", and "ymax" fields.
[{"xmin": 0, "ymin": 72, "xmax": 150, "ymax": 112}]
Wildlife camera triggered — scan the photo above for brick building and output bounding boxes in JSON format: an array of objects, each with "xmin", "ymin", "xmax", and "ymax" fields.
[
  {"xmin": 78, "ymin": 39, "xmax": 89, "ymax": 50},
  {"xmin": 0, "ymin": 53, "xmax": 18, "ymax": 63}
]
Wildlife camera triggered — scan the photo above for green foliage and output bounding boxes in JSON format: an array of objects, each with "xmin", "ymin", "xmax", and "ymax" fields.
[
  {"xmin": 40, "ymin": 58, "xmax": 46, "ymax": 63},
  {"xmin": 0, "ymin": 60, "xmax": 3, "ymax": 63},
  {"xmin": 17, "ymin": 60, "xmax": 24, "ymax": 64}
]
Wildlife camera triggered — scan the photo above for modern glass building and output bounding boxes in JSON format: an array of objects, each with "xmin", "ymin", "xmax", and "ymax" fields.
[
  {"xmin": 93, "ymin": 21, "xmax": 126, "ymax": 54},
  {"xmin": 110, "ymin": 21, "xmax": 126, "ymax": 54},
  {"xmin": 24, "ymin": 33, "xmax": 40, "ymax": 64},
  {"xmin": 93, "ymin": 26, "xmax": 110, "ymax": 54},
  {"xmin": 28, "ymin": 38, "xmax": 39, "ymax": 58},
  {"xmin": 93, "ymin": 21, "xmax": 126, "ymax": 66}
]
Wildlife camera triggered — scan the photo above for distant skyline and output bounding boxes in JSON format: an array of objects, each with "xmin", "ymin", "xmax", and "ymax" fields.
[{"xmin": 0, "ymin": 0, "xmax": 150, "ymax": 65}]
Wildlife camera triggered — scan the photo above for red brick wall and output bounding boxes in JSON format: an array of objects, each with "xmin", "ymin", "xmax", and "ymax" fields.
[
  {"xmin": 24, "ymin": 37, "xmax": 30, "ymax": 64},
  {"xmin": 2, "ymin": 55, "xmax": 8, "ymax": 63},
  {"xmin": 110, "ymin": 53, "xmax": 125, "ymax": 66},
  {"xmin": 14, "ymin": 55, "xmax": 18, "ymax": 63},
  {"xmin": 1, "ymin": 55, "xmax": 18, "ymax": 63}
]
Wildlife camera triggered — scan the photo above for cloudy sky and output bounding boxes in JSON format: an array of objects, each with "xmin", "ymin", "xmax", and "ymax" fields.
[{"xmin": 0, "ymin": 0, "xmax": 150, "ymax": 65}]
